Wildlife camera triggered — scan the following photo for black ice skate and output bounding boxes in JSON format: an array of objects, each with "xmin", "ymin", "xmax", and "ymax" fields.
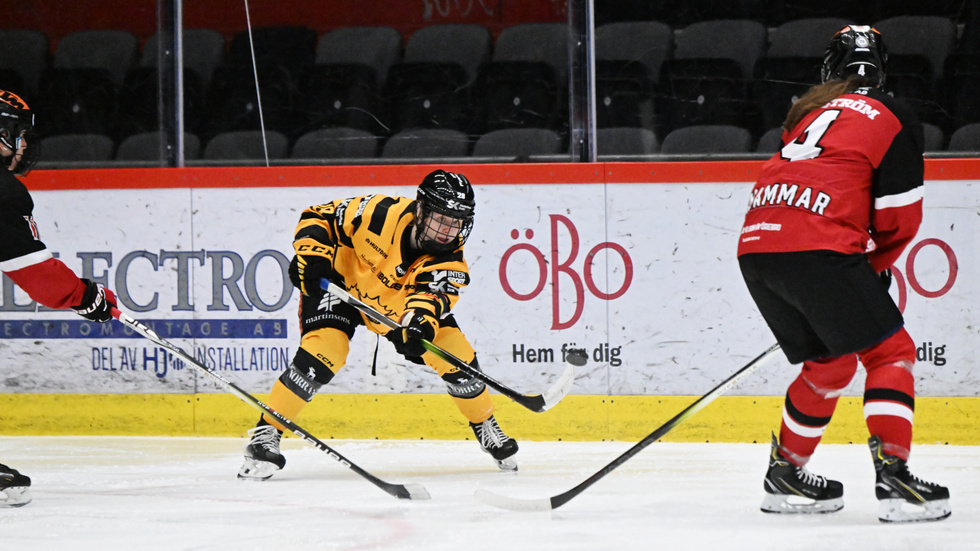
[
  {"xmin": 470, "ymin": 415, "xmax": 519, "ymax": 471},
  {"xmin": 760, "ymin": 433, "xmax": 843, "ymax": 514},
  {"xmin": 869, "ymin": 436, "xmax": 950, "ymax": 523},
  {"xmin": 0, "ymin": 462, "xmax": 32, "ymax": 507},
  {"xmin": 238, "ymin": 424, "xmax": 286, "ymax": 480}
]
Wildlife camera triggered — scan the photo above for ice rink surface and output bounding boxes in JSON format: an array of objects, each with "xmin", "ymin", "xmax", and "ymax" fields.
[{"xmin": 1, "ymin": 436, "xmax": 977, "ymax": 551}]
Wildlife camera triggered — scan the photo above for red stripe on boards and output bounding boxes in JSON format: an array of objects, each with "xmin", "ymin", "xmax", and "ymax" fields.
[{"xmin": 20, "ymin": 159, "xmax": 980, "ymax": 191}]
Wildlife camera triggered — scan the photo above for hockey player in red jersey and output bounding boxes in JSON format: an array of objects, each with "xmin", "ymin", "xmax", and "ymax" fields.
[
  {"xmin": 237, "ymin": 169, "xmax": 519, "ymax": 480},
  {"xmin": 0, "ymin": 90, "xmax": 118, "ymax": 507},
  {"xmin": 737, "ymin": 27, "xmax": 950, "ymax": 522}
]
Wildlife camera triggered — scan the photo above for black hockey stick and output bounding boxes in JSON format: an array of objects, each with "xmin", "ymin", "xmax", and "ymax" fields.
[
  {"xmin": 322, "ymin": 279, "xmax": 581, "ymax": 413},
  {"xmin": 475, "ymin": 343, "xmax": 782, "ymax": 511},
  {"xmin": 110, "ymin": 308, "xmax": 430, "ymax": 501}
]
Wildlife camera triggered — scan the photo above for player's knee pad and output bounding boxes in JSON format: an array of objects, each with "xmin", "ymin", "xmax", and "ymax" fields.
[
  {"xmin": 801, "ymin": 355, "xmax": 858, "ymax": 397},
  {"xmin": 278, "ymin": 347, "xmax": 335, "ymax": 402},
  {"xmin": 300, "ymin": 328, "xmax": 350, "ymax": 375},
  {"xmin": 441, "ymin": 356, "xmax": 487, "ymax": 399},
  {"xmin": 859, "ymin": 327, "xmax": 916, "ymax": 374}
]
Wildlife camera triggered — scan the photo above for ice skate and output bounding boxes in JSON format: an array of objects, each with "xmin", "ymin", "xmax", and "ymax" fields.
[
  {"xmin": 760, "ymin": 433, "xmax": 843, "ymax": 514},
  {"xmin": 869, "ymin": 436, "xmax": 950, "ymax": 523},
  {"xmin": 238, "ymin": 424, "xmax": 286, "ymax": 480},
  {"xmin": 471, "ymin": 415, "xmax": 519, "ymax": 471},
  {"xmin": 0, "ymin": 463, "xmax": 32, "ymax": 507}
]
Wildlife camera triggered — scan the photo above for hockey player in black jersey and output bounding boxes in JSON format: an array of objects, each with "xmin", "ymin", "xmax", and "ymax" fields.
[
  {"xmin": 239, "ymin": 169, "xmax": 519, "ymax": 480},
  {"xmin": 0, "ymin": 90, "xmax": 118, "ymax": 507}
]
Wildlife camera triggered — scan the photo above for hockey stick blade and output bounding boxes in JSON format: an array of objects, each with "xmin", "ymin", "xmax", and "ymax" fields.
[
  {"xmin": 322, "ymin": 279, "xmax": 574, "ymax": 413},
  {"xmin": 475, "ymin": 344, "xmax": 782, "ymax": 511},
  {"xmin": 539, "ymin": 361, "xmax": 576, "ymax": 411},
  {"xmin": 111, "ymin": 308, "xmax": 430, "ymax": 501},
  {"xmin": 474, "ymin": 488, "xmax": 552, "ymax": 512}
]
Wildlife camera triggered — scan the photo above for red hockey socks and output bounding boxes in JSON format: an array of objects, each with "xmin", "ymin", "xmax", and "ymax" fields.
[
  {"xmin": 860, "ymin": 329, "xmax": 916, "ymax": 460},
  {"xmin": 778, "ymin": 355, "xmax": 858, "ymax": 465}
]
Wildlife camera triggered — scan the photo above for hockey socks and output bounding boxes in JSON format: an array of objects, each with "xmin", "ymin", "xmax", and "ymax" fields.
[
  {"xmin": 863, "ymin": 362, "xmax": 914, "ymax": 460},
  {"xmin": 778, "ymin": 356, "xmax": 856, "ymax": 461}
]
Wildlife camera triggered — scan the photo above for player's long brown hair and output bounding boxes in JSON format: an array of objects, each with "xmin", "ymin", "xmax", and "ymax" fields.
[{"xmin": 783, "ymin": 76, "xmax": 872, "ymax": 131}]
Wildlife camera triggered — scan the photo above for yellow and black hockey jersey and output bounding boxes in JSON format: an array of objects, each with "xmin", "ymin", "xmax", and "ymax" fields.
[{"xmin": 293, "ymin": 194, "xmax": 470, "ymax": 335}]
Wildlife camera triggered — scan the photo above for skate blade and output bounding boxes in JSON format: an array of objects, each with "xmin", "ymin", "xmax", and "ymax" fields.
[
  {"xmin": 237, "ymin": 458, "xmax": 281, "ymax": 481},
  {"xmin": 761, "ymin": 492, "xmax": 843, "ymax": 514},
  {"xmin": 495, "ymin": 457, "xmax": 518, "ymax": 472},
  {"xmin": 878, "ymin": 498, "xmax": 951, "ymax": 523},
  {"xmin": 0, "ymin": 486, "xmax": 32, "ymax": 507}
]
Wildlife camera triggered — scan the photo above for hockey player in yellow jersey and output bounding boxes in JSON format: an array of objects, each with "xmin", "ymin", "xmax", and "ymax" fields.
[{"xmin": 238, "ymin": 169, "xmax": 519, "ymax": 480}]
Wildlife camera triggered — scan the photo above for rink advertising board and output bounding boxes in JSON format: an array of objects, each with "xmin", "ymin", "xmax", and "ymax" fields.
[{"xmin": 1, "ymin": 161, "xmax": 977, "ymax": 442}]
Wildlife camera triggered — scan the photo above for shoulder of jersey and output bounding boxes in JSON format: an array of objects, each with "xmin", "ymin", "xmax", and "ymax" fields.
[{"xmin": 853, "ymin": 86, "xmax": 917, "ymax": 123}]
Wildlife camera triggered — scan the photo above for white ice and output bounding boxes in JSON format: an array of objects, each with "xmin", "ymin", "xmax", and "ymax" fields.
[{"xmin": 1, "ymin": 436, "xmax": 977, "ymax": 550}]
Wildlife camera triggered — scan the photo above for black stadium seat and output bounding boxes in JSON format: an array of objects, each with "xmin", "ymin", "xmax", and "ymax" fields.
[
  {"xmin": 202, "ymin": 130, "xmax": 289, "ymax": 161},
  {"xmin": 472, "ymin": 128, "xmax": 563, "ymax": 158},
  {"xmin": 35, "ymin": 29, "xmax": 138, "ymax": 136},
  {"xmin": 293, "ymin": 26, "xmax": 402, "ymax": 137},
  {"xmin": 290, "ymin": 127, "xmax": 381, "ymax": 159},
  {"xmin": 659, "ymin": 20, "xmax": 767, "ymax": 136},
  {"xmin": 473, "ymin": 23, "xmax": 569, "ymax": 134},
  {"xmin": 383, "ymin": 24, "xmax": 490, "ymax": 134},
  {"xmin": 660, "ymin": 125, "xmax": 752, "ymax": 154},
  {"xmin": 203, "ymin": 26, "xmax": 317, "ymax": 140},
  {"xmin": 381, "ymin": 128, "xmax": 470, "ymax": 159}
]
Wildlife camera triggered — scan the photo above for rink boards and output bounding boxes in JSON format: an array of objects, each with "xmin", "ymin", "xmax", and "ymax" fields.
[{"xmin": 0, "ymin": 160, "xmax": 977, "ymax": 442}]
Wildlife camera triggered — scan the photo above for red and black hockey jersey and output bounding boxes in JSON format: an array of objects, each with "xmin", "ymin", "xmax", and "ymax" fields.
[
  {"xmin": 737, "ymin": 86, "xmax": 924, "ymax": 273},
  {"xmin": 0, "ymin": 170, "xmax": 87, "ymax": 309}
]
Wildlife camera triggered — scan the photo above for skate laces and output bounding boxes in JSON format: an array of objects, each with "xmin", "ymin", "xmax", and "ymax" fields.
[
  {"xmin": 248, "ymin": 425, "xmax": 281, "ymax": 452},
  {"xmin": 877, "ymin": 454, "xmax": 929, "ymax": 486},
  {"xmin": 477, "ymin": 418, "xmax": 508, "ymax": 448},
  {"xmin": 895, "ymin": 463, "xmax": 934, "ymax": 489},
  {"xmin": 795, "ymin": 466, "xmax": 828, "ymax": 488}
]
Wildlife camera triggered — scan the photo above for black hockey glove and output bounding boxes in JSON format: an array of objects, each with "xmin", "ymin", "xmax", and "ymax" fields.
[
  {"xmin": 386, "ymin": 311, "xmax": 437, "ymax": 358},
  {"xmin": 71, "ymin": 279, "xmax": 117, "ymax": 323},
  {"xmin": 879, "ymin": 268, "xmax": 892, "ymax": 291},
  {"xmin": 290, "ymin": 253, "xmax": 334, "ymax": 296}
]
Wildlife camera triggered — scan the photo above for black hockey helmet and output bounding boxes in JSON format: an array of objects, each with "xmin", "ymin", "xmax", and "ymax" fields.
[
  {"xmin": 0, "ymin": 89, "xmax": 40, "ymax": 176},
  {"xmin": 821, "ymin": 25, "xmax": 887, "ymax": 88},
  {"xmin": 414, "ymin": 169, "xmax": 475, "ymax": 254}
]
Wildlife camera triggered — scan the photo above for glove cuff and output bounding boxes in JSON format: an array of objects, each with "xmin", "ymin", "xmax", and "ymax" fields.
[{"xmin": 71, "ymin": 279, "xmax": 104, "ymax": 315}]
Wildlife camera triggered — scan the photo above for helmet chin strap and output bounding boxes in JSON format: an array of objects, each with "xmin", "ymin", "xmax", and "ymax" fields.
[{"xmin": 408, "ymin": 224, "xmax": 422, "ymax": 251}]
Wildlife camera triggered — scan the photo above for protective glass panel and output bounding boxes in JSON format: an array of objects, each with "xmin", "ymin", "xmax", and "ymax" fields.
[{"xmin": 2, "ymin": 1, "xmax": 976, "ymax": 167}]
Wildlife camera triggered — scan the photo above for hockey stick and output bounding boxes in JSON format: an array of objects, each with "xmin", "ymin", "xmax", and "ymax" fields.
[
  {"xmin": 322, "ymin": 278, "xmax": 580, "ymax": 413},
  {"xmin": 110, "ymin": 308, "xmax": 430, "ymax": 501},
  {"xmin": 475, "ymin": 343, "xmax": 782, "ymax": 511}
]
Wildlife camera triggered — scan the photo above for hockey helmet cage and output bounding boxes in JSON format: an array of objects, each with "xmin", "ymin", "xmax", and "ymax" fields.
[
  {"xmin": 0, "ymin": 90, "xmax": 40, "ymax": 176},
  {"xmin": 415, "ymin": 169, "xmax": 475, "ymax": 254},
  {"xmin": 820, "ymin": 25, "xmax": 887, "ymax": 88}
]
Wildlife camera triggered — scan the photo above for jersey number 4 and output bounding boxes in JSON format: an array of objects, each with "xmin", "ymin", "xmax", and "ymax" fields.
[{"xmin": 780, "ymin": 110, "xmax": 841, "ymax": 161}]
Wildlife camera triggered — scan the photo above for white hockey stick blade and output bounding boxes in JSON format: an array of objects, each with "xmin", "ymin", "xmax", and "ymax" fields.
[
  {"xmin": 404, "ymin": 483, "xmax": 432, "ymax": 501},
  {"xmin": 539, "ymin": 362, "xmax": 576, "ymax": 411},
  {"xmin": 474, "ymin": 488, "xmax": 552, "ymax": 512}
]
